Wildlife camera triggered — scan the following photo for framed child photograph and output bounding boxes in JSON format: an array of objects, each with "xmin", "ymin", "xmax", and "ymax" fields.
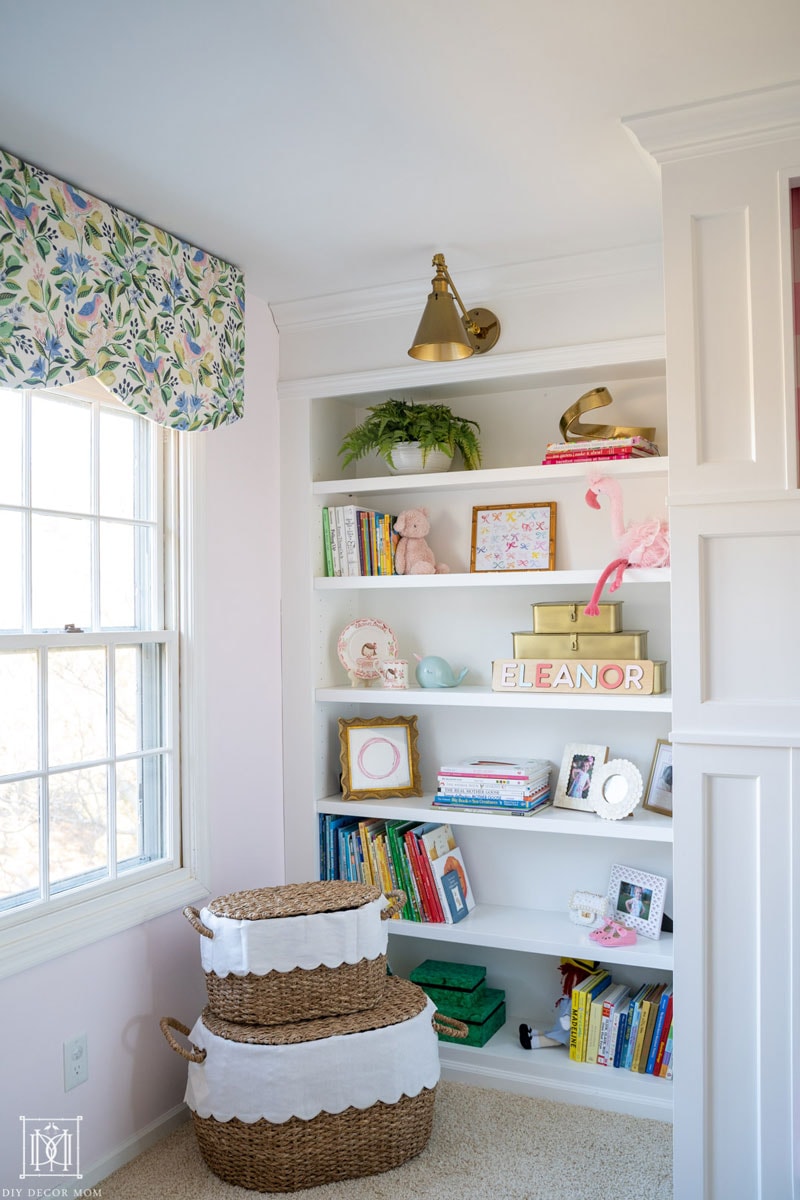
[
  {"xmin": 337, "ymin": 715, "xmax": 423, "ymax": 802},
  {"xmin": 643, "ymin": 738, "xmax": 673, "ymax": 816},
  {"xmin": 553, "ymin": 743, "xmax": 609, "ymax": 812},
  {"xmin": 607, "ymin": 863, "xmax": 667, "ymax": 940},
  {"xmin": 470, "ymin": 502, "xmax": 556, "ymax": 573}
]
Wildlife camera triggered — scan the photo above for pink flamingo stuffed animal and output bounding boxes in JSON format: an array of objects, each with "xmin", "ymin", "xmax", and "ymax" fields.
[{"xmin": 583, "ymin": 473, "xmax": 670, "ymax": 615}]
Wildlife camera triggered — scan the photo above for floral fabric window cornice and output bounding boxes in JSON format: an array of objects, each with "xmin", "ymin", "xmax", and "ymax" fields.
[{"xmin": 0, "ymin": 147, "xmax": 244, "ymax": 430}]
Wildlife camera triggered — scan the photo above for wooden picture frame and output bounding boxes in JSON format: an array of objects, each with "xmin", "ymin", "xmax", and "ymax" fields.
[
  {"xmin": 643, "ymin": 738, "xmax": 673, "ymax": 816},
  {"xmin": 553, "ymin": 742, "xmax": 609, "ymax": 812},
  {"xmin": 607, "ymin": 863, "xmax": 668, "ymax": 940},
  {"xmin": 338, "ymin": 715, "xmax": 423, "ymax": 801},
  {"xmin": 470, "ymin": 502, "xmax": 556, "ymax": 572}
]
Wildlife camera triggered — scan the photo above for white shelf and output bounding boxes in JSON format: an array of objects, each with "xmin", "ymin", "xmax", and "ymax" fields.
[
  {"xmin": 316, "ymin": 684, "xmax": 673, "ymax": 712},
  {"xmin": 386, "ymin": 903, "xmax": 673, "ymax": 969},
  {"xmin": 314, "ymin": 455, "xmax": 668, "ymax": 497},
  {"xmin": 315, "ymin": 567, "xmax": 671, "ymax": 590},
  {"xmin": 317, "ymin": 794, "xmax": 673, "ymax": 842},
  {"xmin": 438, "ymin": 1017, "xmax": 673, "ymax": 1122}
]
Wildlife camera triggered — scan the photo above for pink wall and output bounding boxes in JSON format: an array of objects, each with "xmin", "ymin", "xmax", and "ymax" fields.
[{"xmin": 0, "ymin": 292, "xmax": 283, "ymax": 1184}]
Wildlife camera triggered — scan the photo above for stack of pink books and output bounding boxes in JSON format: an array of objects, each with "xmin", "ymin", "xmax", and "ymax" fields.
[{"xmin": 542, "ymin": 436, "xmax": 660, "ymax": 464}]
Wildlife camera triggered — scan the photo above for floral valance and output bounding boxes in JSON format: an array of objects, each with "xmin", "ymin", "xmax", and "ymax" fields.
[{"xmin": 0, "ymin": 147, "xmax": 244, "ymax": 430}]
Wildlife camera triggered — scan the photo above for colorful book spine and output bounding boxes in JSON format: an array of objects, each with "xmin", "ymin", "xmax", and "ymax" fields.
[{"xmin": 646, "ymin": 985, "xmax": 673, "ymax": 1074}]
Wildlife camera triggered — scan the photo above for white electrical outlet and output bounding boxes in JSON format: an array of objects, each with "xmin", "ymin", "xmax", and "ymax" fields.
[{"xmin": 64, "ymin": 1033, "xmax": 88, "ymax": 1091}]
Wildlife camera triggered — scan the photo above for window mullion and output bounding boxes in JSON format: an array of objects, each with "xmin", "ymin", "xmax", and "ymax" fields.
[
  {"xmin": 107, "ymin": 645, "xmax": 118, "ymax": 879},
  {"xmin": 91, "ymin": 397, "xmax": 101, "ymax": 631},
  {"xmin": 22, "ymin": 390, "xmax": 32, "ymax": 634},
  {"xmin": 38, "ymin": 648, "xmax": 50, "ymax": 903}
]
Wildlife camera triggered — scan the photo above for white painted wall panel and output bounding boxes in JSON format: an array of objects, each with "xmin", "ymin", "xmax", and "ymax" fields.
[
  {"xmin": 673, "ymin": 743, "xmax": 794, "ymax": 1200},
  {"xmin": 692, "ymin": 209, "xmax": 754, "ymax": 464},
  {"xmin": 669, "ymin": 500, "xmax": 800, "ymax": 740},
  {"xmin": 664, "ymin": 145, "xmax": 798, "ymax": 497}
]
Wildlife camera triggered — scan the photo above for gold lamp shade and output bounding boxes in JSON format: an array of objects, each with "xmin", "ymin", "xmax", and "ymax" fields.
[{"xmin": 408, "ymin": 253, "xmax": 501, "ymax": 361}]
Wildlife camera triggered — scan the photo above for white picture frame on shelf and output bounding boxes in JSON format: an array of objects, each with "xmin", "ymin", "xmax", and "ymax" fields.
[
  {"xmin": 553, "ymin": 743, "xmax": 609, "ymax": 812},
  {"xmin": 607, "ymin": 863, "xmax": 667, "ymax": 940}
]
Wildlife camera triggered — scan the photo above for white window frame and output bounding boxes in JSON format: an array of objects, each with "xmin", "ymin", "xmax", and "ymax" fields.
[{"xmin": 0, "ymin": 397, "xmax": 209, "ymax": 979}]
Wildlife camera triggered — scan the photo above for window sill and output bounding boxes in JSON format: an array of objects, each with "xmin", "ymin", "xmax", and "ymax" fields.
[{"xmin": 0, "ymin": 867, "xmax": 210, "ymax": 980}]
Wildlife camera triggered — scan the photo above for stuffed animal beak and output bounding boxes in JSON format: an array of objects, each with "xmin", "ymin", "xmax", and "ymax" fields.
[{"xmin": 585, "ymin": 488, "xmax": 601, "ymax": 509}]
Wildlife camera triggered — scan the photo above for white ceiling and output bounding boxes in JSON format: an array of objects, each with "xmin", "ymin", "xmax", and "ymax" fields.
[{"xmin": 2, "ymin": 1, "xmax": 799, "ymax": 308}]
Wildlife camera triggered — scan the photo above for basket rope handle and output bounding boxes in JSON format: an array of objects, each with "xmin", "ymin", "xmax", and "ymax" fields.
[
  {"xmin": 183, "ymin": 905, "xmax": 214, "ymax": 939},
  {"xmin": 160, "ymin": 1017, "xmax": 207, "ymax": 1063},
  {"xmin": 432, "ymin": 1013, "xmax": 469, "ymax": 1038},
  {"xmin": 381, "ymin": 889, "xmax": 407, "ymax": 920}
]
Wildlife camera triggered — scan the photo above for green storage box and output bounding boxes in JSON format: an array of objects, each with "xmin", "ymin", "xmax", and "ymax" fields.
[
  {"xmin": 409, "ymin": 960, "xmax": 487, "ymax": 1018},
  {"xmin": 436, "ymin": 986, "xmax": 506, "ymax": 1047}
]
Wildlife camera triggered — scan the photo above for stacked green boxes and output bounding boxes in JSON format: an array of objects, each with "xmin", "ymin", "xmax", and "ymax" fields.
[{"xmin": 409, "ymin": 959, "xmax": 505, "ymax": 1047}]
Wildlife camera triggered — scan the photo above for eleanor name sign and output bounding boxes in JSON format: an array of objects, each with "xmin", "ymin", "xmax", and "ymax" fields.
[{"xmin": 492, "ymin": 659, "xmax": 664, "ymax": 695}]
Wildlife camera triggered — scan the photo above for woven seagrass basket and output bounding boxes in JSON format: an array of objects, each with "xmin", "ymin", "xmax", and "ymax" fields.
[
  {"xmin": 184, "ymin": 880, "xmax": 405, "ymax": 1025},
  {"xmin": 161, "ymin": 976, "xmax": 466, "ymax": 1192}
]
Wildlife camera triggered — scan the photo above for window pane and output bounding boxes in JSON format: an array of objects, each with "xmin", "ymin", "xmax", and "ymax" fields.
[
  {"xmin": 31, "ymin": 514, "xmax": 92, "ymax": 630},
  {"xmin": 0, "ymin": 651, "xmax": 38, "ymax": 774},
  {"xmin": 49, "ymin": 766, "xmax": 107, "ymax": 887},
  {"xmin": 116, "ymin": 757, "xmax": 142, "ymax": 864},
  {"xmin": 47, "ymin": 647, "xmax": 107, "ymax": 766},
  {"xmin": 31, "ymin": 394, "xmax": 91, "ymax": 513},
  {"xmin": 0, "ymin": 510, "xmax": 23, "ymax": 630},
  {"xmin": 115, "ymin": 644, "xmax": 164, "ymax": 754},
  {"xmin": 100, "ymin": 521, "xmax": 135, "ymax": 627},
  {"xmin": 0, "ymin": 388, "xmax": 23, "ymax": 505},
  {"xmin": 0, "ymin": 779, "xmax": 40, "ymax": 904},
  {"xmin": 99, "ymin": 407, "xmax": 135, "ymax": 519}
]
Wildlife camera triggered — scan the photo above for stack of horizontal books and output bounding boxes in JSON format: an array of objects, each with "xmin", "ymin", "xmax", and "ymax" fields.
[
  {"xmin": 541, "ymin": 435, "xmax": 660, "ymax": 465},
  {"xmin": 433, "ymin": 756, "xmax": 551, "ymax": 817}
]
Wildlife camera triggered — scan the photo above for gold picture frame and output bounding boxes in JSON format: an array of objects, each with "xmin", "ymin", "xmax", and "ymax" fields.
[
  {"xmin": 338, "ymin": 715, "xmax": 423, "ymax": 802},
  {"xmin": 470, "ymin": 502, "xmax": 556, "ymax": 572},
  {"xmin": 643, "ymin": 738, "xmax": 673, "ymax": 816}
]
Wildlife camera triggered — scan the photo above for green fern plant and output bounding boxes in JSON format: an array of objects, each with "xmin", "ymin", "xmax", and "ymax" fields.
[{"xmin": 338, "ymin": 398, "xmax": 482, "ymax": 470}]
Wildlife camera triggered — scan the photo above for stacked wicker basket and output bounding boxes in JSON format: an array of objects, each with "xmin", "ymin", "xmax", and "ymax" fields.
[{"xmin": 161, "ymin": 880, "xmax": 466, "ymax": 1192}]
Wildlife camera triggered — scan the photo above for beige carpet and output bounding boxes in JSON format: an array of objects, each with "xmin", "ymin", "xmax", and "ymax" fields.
[{"xmin": 100, "ymin": 1081, "xmax": 672, "ymax": 1199}]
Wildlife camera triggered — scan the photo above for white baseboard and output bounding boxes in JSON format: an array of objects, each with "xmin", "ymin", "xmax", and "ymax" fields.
[{"xmin": 81, "ymin": 1103, "xmax": 190, "ymax": 1189}]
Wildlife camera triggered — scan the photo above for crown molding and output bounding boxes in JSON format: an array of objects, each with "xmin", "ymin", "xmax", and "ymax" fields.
[
  {"xmin": 269, "ymin": 243, "xmax": 662, "ymax": 333},
  {"xmin": 623, "ymin": 79, "xmax": 800, "ymax": 165}
]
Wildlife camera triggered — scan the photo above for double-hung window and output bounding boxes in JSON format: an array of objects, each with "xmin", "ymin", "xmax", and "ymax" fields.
[{"xmin": 0, "ymin": 384, "xmax": 203, "ymax": 976}]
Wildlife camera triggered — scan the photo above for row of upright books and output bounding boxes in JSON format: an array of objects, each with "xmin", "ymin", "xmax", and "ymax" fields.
[
  {"xmin": 569, "ymin": 968, "xmax": 673, "ymax": 1078},
  {"xmin": 319, "ymin": 815, "xmax": 475, "ymax": 925},
  {"xmin": 542, "ymin": 435, "xmax": 660, "ymax": 465},
  {"xmin": 322, "ymin": 505, "xmax": 398, "ymax": 577},
  {"xmin": 434, "ymin": 756, "xmax": 552, "ymax": 817}
]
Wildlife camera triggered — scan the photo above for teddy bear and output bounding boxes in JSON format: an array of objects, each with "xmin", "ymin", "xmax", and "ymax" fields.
[{"xmin": 393, "ymin": 508, "xmax": 450, "ymax": 575}]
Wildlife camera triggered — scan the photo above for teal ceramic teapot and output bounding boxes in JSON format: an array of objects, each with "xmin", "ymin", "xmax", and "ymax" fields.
[{"xmin": 414, "ymin": 654, "xmax": 468, "ymax": 688}]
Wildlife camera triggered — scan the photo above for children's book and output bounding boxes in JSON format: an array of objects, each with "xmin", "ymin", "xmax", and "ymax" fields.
[
  {"xmin": 596, "ymin": 983, "xmax": 630, "ymax": 1067},
  {"xmin": 420, "ymin": 823, "xmax": 475, "ymax": 922},
  {"xmin": 586, "ymin": 979, "xmax": 616, "ymax": 1064},
  {"xmin": 440, "ymin": 867, "xmax": 469, "ymax": 922},
  {"xmin": 611, "ymin": 1002, "xmax": 630, "ymax": 1068},
  {"xmin": 621, "ymin": 984, "xmax": 650, "ymax": 1070},
  {"xmin": 569, "ymin": 970, "xmax": 611, "ymax": 1061},
  {"xmin": 404, "ymin": 824, "xmax": 445, "ymax": 921},
  {"xmin": 651, "ymin": 990, "xmax": 674, "ymax": 1076},
  {"xmin": 659, "ymin": 1018, "xmax": 674, "ymax": 1078},
  {"xmin": 646, "ymin": 984, "xmax": 674, "ymax": 1074},
  {"xmin": 634, "ymin": 983, "xmax": 666, "ymax": 1073}
]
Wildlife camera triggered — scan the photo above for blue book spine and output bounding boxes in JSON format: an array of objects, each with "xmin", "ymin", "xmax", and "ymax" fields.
[
  {"xmin": 613, "ymin": 1011, "xmax": 629, "ymax": 1067},
  {"xmin": 646, "ymin": 986, "xmax": 673, "ymax": 1074}
]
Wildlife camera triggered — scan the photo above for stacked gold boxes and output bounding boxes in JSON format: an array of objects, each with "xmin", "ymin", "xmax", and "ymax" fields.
[{"xmin": 510, "ymin": 601, "xmax": 666, "ymax": 694}]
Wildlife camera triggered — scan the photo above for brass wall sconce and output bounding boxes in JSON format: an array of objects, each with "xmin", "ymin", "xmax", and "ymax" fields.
[{"xmin": 408, "ymin": 253, "xmax": 501, "ymax": 361}]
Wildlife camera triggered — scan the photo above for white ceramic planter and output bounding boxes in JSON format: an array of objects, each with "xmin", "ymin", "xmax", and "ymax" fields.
[{"xmin": 386, "ymin": 442, "xmax": 454, "ymax": 475}]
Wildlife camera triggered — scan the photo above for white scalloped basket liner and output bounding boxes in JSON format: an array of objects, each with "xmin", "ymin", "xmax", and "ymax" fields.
[
  {"xmin": 198, "ymin": 896, "xmax": 390, "ymax": 978},
  {"xmin": 185, "ymin": 997, "xmax": 440, "ymax": 1124}
]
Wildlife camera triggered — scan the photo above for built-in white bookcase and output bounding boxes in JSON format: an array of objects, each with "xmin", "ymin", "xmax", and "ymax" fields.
[{"xmin": 280, "ymin": 339, "xmax": 673, "ymax": 1121}]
